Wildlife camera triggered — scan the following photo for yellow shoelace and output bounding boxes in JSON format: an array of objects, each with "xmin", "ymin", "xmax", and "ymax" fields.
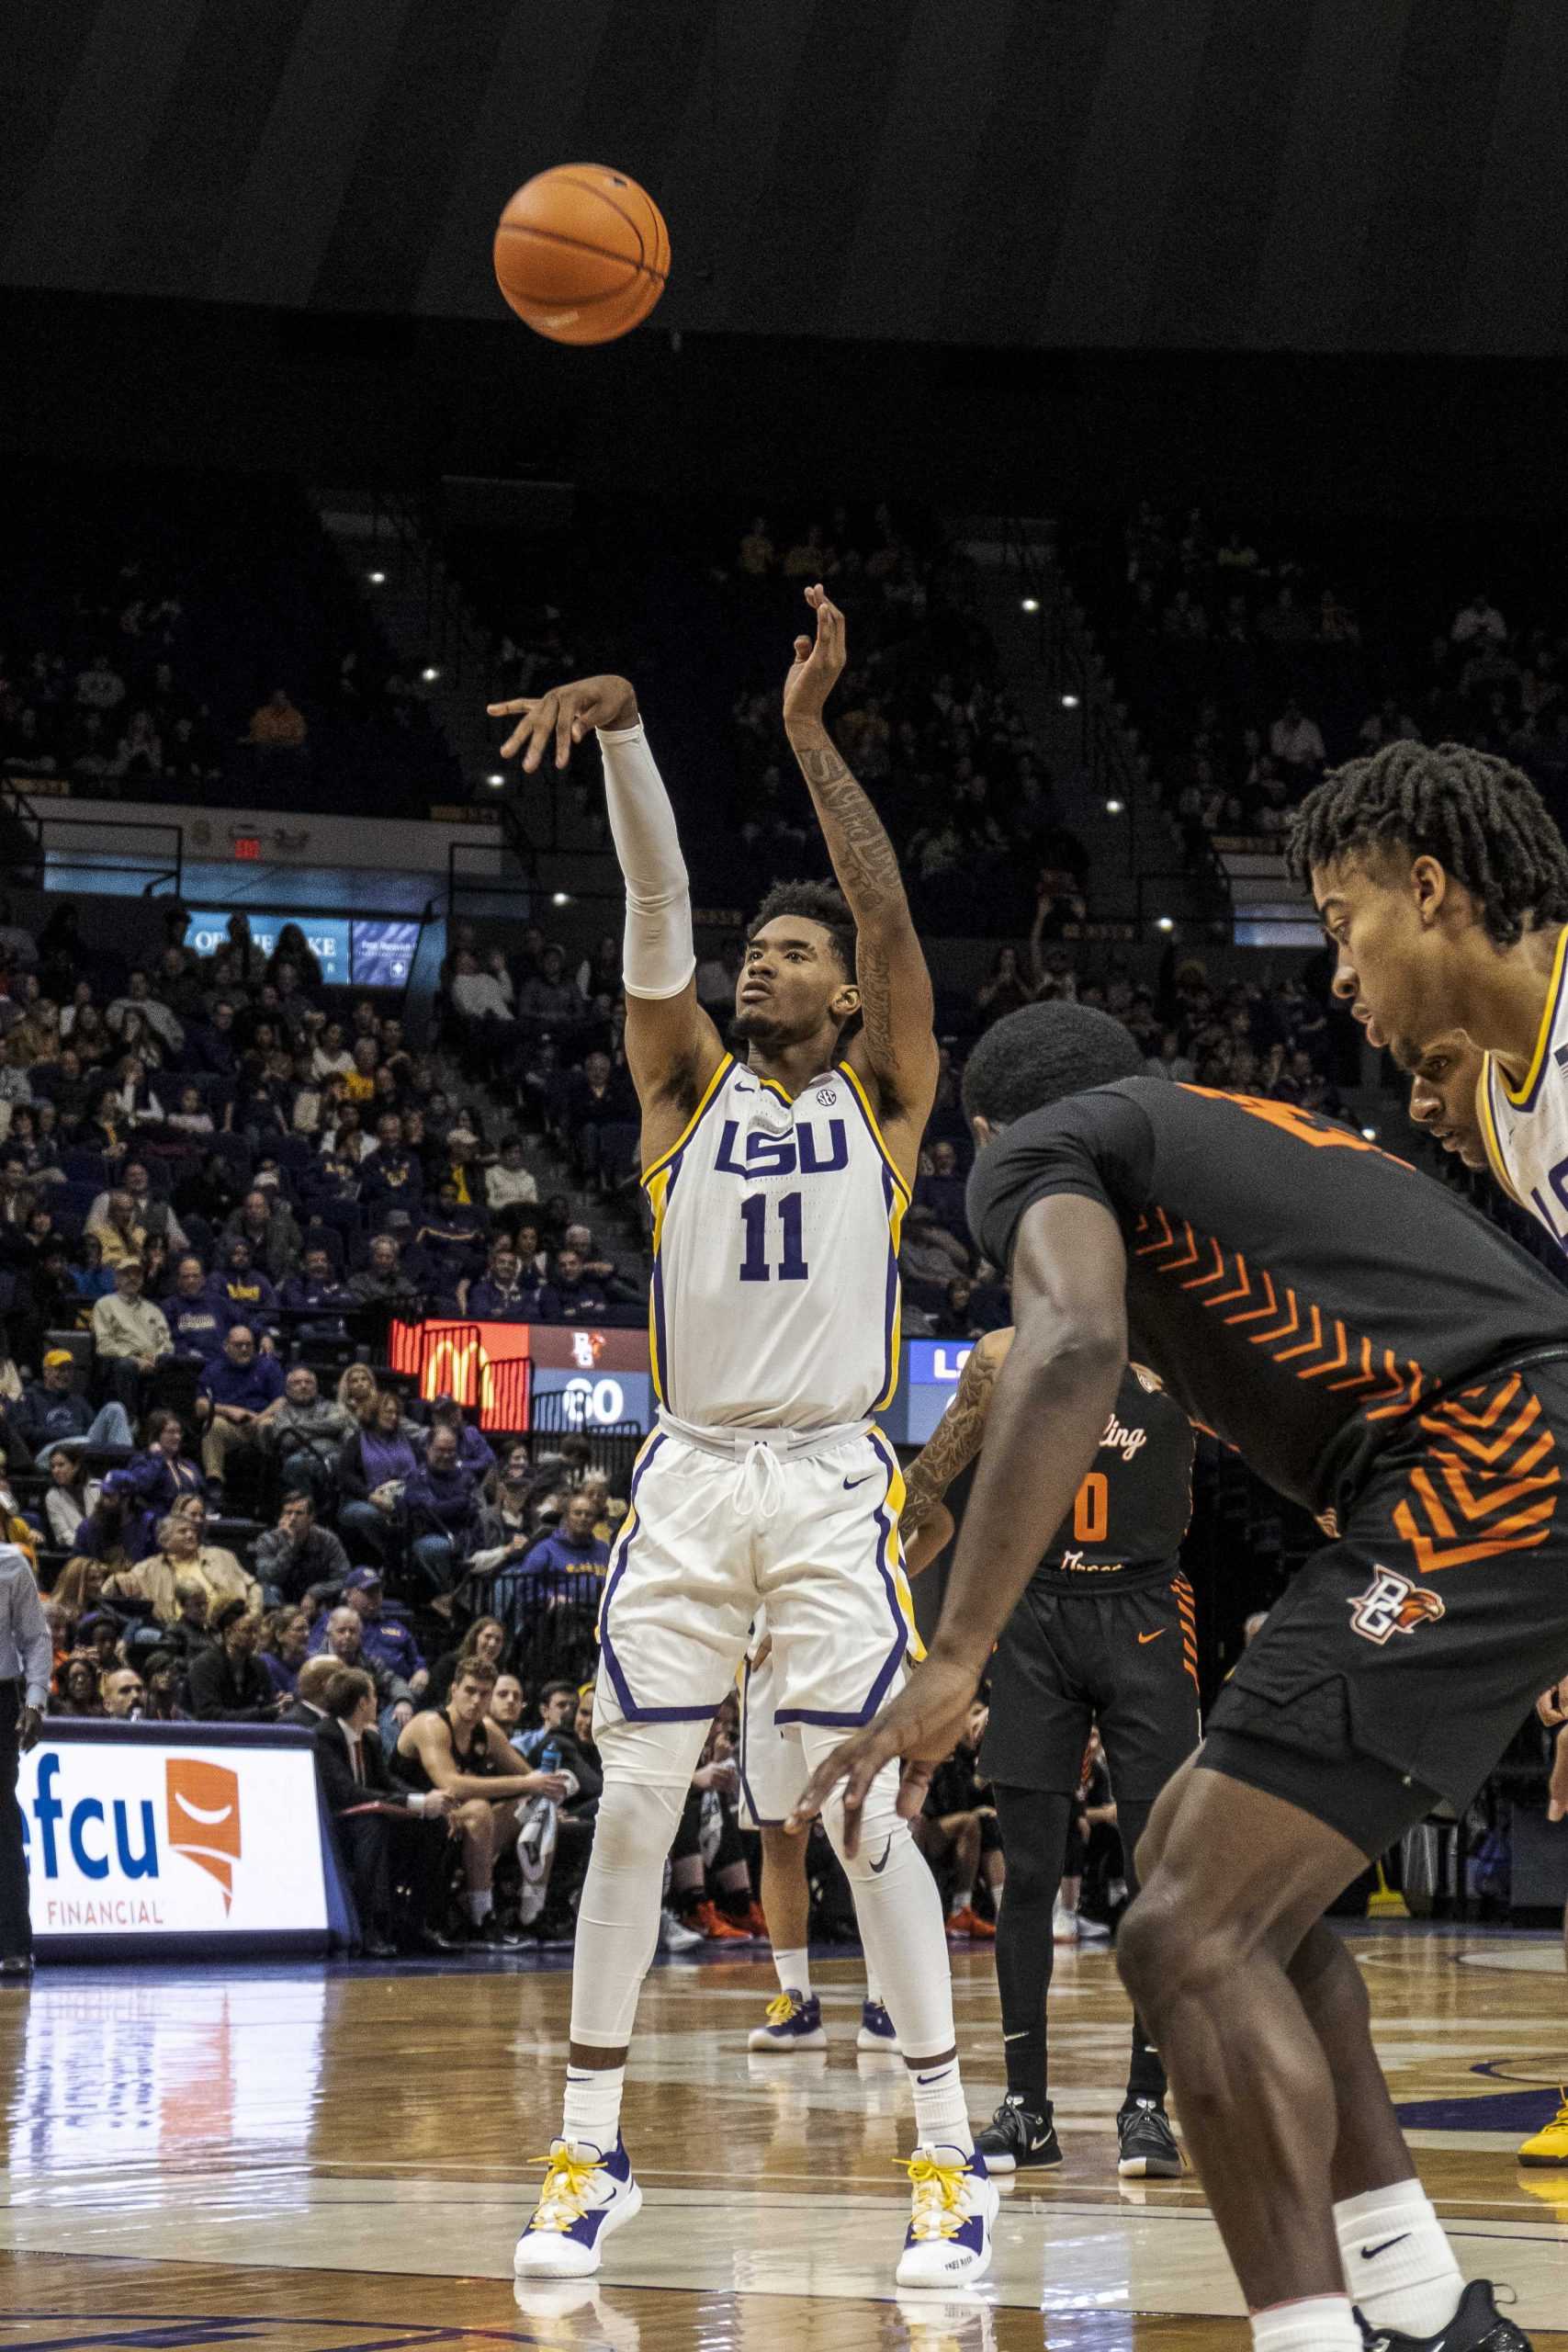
[
  {"xmin": 764, "ymin": 1993, "xmax": 800, "ymax": 2026},
  {"xmin": 903, "ymin": 2151, "xmax": 970, "ymax": 2242},
  {"xmin": 526, "ymin": 2146, "xmax": 602, "ymax": 2233}
]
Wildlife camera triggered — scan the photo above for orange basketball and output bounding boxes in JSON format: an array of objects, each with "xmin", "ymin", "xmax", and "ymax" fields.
[{"xmin": 494, "ymin": 164, "xmax": 670, "ymax": 345}]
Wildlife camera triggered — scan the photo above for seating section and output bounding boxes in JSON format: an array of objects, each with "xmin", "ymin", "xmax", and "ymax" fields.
[{"xmin": 0, "ymin": 465, "xmax": 458, "ymax": 816}]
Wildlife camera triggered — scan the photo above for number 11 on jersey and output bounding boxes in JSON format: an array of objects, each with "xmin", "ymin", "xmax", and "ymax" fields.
[{"xmin": 739, "ymin": 1192, "xmax": 809, "ymax": 1282}]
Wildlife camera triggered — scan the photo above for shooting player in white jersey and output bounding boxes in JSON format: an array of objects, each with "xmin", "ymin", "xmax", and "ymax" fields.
[{"xmin": 493, "ymin": 588, "xmax": 996, "ymax": 2290}]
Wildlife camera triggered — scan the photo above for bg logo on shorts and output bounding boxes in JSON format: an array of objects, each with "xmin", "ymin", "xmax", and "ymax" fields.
[{"xmin": 1348, "ymin": 1567, "xmax": 1447, "ymax": 1646}]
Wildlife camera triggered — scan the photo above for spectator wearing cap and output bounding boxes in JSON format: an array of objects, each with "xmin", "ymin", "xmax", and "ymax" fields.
[
  {"xmin": 309, "ymin": 1566, "xmax": 427, "ymax": 1696},
  {"xmin": 164, "ymin": 1254, "xmax": 239, "ymax": 1362},
  {"xmin": 186, "ymin": 1600, "xmax": 276, "ymax": 1723},
  {"xmin": 313, "ymin": 1665, "xmax": 454, "ymax": 1958},
  {"xmin": 195, "ymin": 1325, "xmax": 285, "ymax": 1496},
  {"xmin": 253, "ymin": 1492, "xmax": 352, "ymax": 1607},
  {"xmin": 7, "ymin": 1350, "xmax": 134, "ymax": 1467},
  {"xmin": 91, "ymin": 1259, "xmax": 174, "ymax": 1413}
]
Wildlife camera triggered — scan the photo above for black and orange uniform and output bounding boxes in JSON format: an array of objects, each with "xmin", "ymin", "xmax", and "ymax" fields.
[
  {"xmin": 981, "ymin": 1363, "xmax": 1198, "ymax": 1800},
  {"xmin": 392, "ymin": 1708, "xmax": 508, "ymax": 1799},
  {"xmin": 977, "ymin": 1363, "xmax": 1198, "ymax": 2124},
  {"xmin": 968, "ymin": 1078, "xmax": 1568, "ymax": 1859}
]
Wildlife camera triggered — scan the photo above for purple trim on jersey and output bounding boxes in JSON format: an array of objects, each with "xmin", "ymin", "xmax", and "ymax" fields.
[
  {"xmin": 597, "ymin": 1437, "xmax": 731, "ymax": 1723},
  {"xmin": 737, "ymin": 1653, "xmax": 786, "ymax": 1826},
  {"xmin": 876, "ymin": 1163, "xmax": 899, "ymax": 1411},
  {"xmin": 649, "ymin": 1153, "xmax": 680, "ymax": 1401},
  {"xmin": 775, "ymin": 1429, "xmax": 909, "ymax": 1729}
]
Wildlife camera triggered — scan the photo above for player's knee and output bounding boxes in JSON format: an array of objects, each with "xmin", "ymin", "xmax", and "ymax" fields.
[
  {"xmin": 593, "ymin": 1775, "xmax": 683, "ymax": 1874},
  {"xmin": 1115, "ymin": 1871, "xmax": 1238, "ymax": 2025},
  {"xmin": 832, "ymin": 1801, "xmax": 915, "ymax": 1885}
]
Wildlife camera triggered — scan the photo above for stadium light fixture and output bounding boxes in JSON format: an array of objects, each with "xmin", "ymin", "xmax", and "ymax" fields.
[
  {"xmin": 1060, "ymin": 692, "xmax": 1080, "ymax": 709},
  {"xmin": 367, "ymin": 570, "xmax": 387, "ymax": 585},
  {"xmin": 421, "ymin": 665, "xmax": 440, "ymax": 684},
  {"xmin": 1156, "ymin": 916, "xmax": 1175, "ymax": 933},
  {"xmin": 1021, "ymin": 596, "xmax": 1040, "ymax": 614},
  {"xmin": 1361, "ymin": 1126, "xmax": 1378, "ymax": 1142},
  {"xmin": 1105, "ymin": 797, "xmax": 1124, "ymax": 815},
  {"xmin": 551, "ymin": 891, "xmax": 570, "ymax": 906},
  {"xmin": 486, "ymin": 773, "xmax": 505, "ymax": 787}
]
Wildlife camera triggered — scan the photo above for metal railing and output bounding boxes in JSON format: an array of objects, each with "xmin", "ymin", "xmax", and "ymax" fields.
[
  {"xmin": 6, "ymin": 800, "xmax": 186, "ymax": 898},
  {"xmin": 998, "ymin": 524, "xmax": 1232, "ymax": 939}
]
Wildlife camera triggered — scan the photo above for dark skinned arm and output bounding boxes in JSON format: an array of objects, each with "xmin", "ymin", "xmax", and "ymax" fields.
[
  {"xmin": 790, "ymin": 1193, "xmax": 1127, "ymax": 1850},
  {"xmin": 898, "ymin": 1329, "xmax": 1013, "ymax": 1558},
  {"xmin": 783, "ymin": 588, "xmax": 939, "ymax": 1133}
]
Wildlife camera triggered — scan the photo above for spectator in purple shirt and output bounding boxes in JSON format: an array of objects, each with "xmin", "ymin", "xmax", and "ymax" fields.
[
  {"xmin": 400, "ymin": 1423, "xmax": 482, "ymax": 1605},
  {"xmin": 196, "ymin": 1324, "xmax": 285, "ymax": 1498},
  {"xmin": 165, "ymin": 1254, "xmax": 238, "ymax": 1361}
]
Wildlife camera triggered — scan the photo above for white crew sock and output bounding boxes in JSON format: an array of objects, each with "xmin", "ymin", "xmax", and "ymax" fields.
[
  {"xmin": 773, "ymin": 1948, "xmax": 811, "ymax": 2000},
  {"xmin": 1250, "ymin": 2296, "xmax": 1361, "ymax": 2352},
  {"xmin": 465, "ymin": 1890, "xmax": 492, "ymax": 1925},
  {"xmin": 562, "ymin": 2064, "xmax": 626, "ymax": 2155},
  {"xmin": 1334, "ymin": 2179, "xmax": 1462, "ymax": 2337},
  {"xmin": 863, "ymin": 1969, "xmax": 882, "ymax": 2003},
  {"xmin": 949, "ymin": 1883, "xmax": 975, "ymax": 1914},
  {"xmin": 908, "ymin": 2054, "xmax": 973, "ymax": 2159}
]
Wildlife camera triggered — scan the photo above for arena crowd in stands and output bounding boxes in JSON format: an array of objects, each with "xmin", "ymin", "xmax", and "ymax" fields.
[{"xmin": 1080, "ymin": 502, "xmax": 1568, "ymax": 869}]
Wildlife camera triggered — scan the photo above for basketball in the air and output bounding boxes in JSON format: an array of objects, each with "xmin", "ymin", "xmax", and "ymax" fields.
[{"xmin": 493, "ymin": 164, "xmax": 670, "ymax": 345}]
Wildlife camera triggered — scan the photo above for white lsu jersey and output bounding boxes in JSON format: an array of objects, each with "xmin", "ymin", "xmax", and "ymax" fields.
[
  {"xmin": 1479, "ymin": 924, "xmax": 1568, "ymax": 1254},
  {"xmin": 643, "ymin": 1053, "xmax": 908, "ymax": 1430}
]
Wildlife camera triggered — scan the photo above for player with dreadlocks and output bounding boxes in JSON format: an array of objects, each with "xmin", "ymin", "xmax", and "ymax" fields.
[{"xmin": 1289, "ymin": 738, "xmax": 1568, "ymax": 1250}]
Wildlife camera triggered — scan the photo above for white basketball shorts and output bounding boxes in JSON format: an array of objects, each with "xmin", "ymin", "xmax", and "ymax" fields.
[{"xmin": 594, "ymin": 1419, "xmax": 920, "ymax": 1739}]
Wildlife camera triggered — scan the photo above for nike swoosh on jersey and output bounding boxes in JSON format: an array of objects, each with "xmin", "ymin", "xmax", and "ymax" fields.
[
  {"xmin": 1138, "ymin": 1630, "xmax": 1165, "ymax": 1645},
  {"xmin": 843, "ymin": 1473, "xmax": 876, "ymax": 1490}
]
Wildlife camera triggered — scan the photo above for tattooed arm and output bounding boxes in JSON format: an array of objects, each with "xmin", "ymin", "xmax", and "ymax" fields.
[
  {"xmin": 899, "ymin": 1329, "xmax": 1014, "ymax": 1564},
  {"xmin": 782, "ymin": 586, "xmax": 939, "ymax": 1159}
]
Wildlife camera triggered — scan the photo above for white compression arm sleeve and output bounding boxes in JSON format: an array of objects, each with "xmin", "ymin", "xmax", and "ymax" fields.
[{"xmin": 596, "ymin": 719, "xmax": 695, "ymax": 1001}]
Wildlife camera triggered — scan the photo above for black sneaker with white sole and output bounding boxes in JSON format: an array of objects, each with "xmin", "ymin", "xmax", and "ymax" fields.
[
  {"xmin": 1115, "ymin": 2098, "xmax": 1183, "ymax": 2178},
  {"xmin": 974, "ymin": 2093, "xmax": 1062, "ymax": 2174},
  {"xmin": 1356, "ymin": 2278, "xmax": 1532, "ymax": 2351}
]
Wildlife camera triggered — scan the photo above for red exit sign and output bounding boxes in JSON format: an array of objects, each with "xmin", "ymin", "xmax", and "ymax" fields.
[{"xmin": 232, "ymin": 836, "xmax": 261, "ymax": 861}]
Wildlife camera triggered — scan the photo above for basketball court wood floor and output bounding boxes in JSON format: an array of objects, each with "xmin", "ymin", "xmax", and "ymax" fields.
[{"xmin": 0, "ymin": 1929, "xmax": 1563, "ymax": 2350}]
